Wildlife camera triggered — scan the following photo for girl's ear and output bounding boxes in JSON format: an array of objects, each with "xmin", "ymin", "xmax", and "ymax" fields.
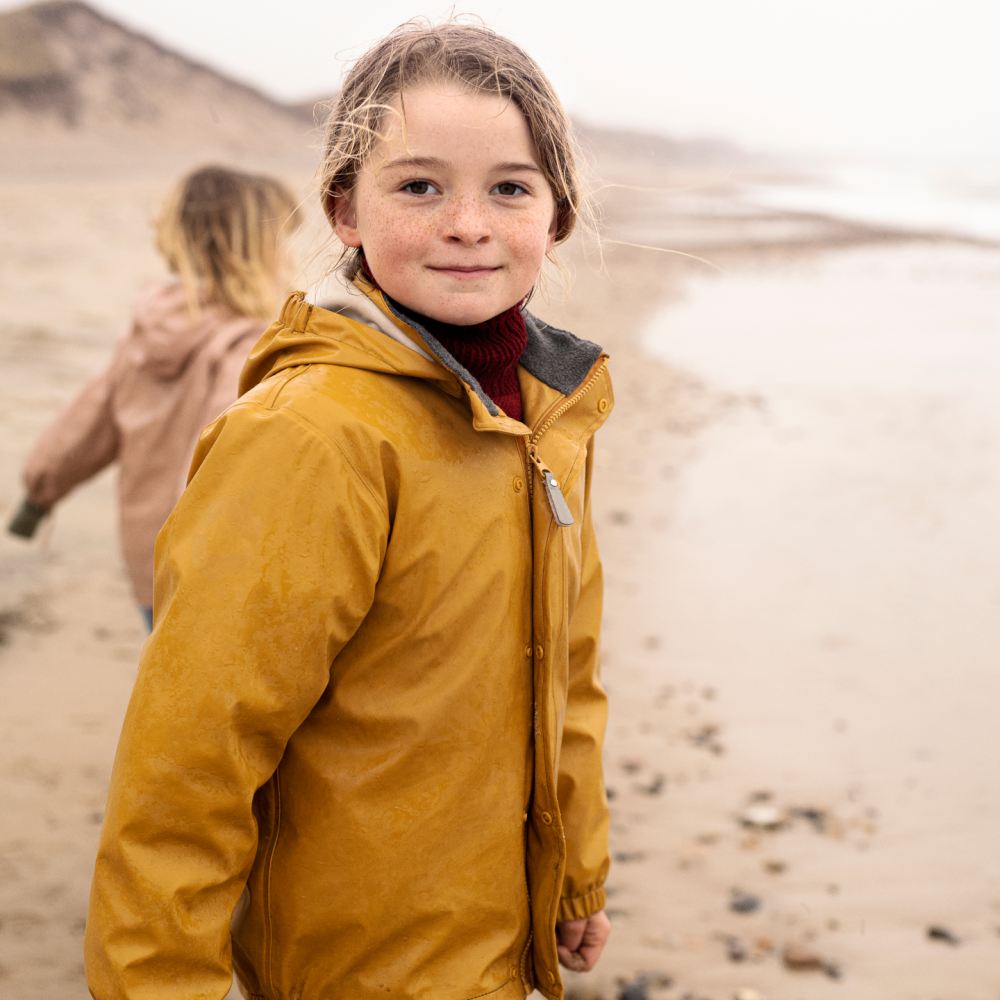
[{"xmin": 329, "ymin": 186, "xmax": 362, "ymax": 248}]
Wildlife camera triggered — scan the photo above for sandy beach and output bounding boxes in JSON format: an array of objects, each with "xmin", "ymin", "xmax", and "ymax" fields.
[
  {"xmin": 2, "ymin": 161, "xmax": 998, "ymax": 1000},
  {"xmin": 2, "ymin": 7, "xmax": 1000, "ymax": 995}
]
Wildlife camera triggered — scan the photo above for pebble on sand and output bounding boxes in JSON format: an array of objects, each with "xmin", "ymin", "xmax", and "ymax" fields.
[
  {"xmin": 725, "ymin": 935, "xmax": 747, "ymax": 961},
  {"xmin": 782, "ymin": 943, "xmax": 842, "ymax": 979},
  {"xmin": 782, "ymin": 943, "xmax": 825, "ymax": 970},
  {"xmin": 615, "ymin": 972, "xmax": 672, "ymax": 1000},
  {"xmin": 730, "ymin": 888, "xmax": 762, "ymax": 914},
  {"xmin": 926, "ymin": 925, "xmax": 961, "ymax": 945},
  {"xmin": 739, "ymin": 805, "xmax": 785, "ymax": 830},
  {"xmin": 618, "ymin": 984, "xmax": 648, "ymax": 1000}
]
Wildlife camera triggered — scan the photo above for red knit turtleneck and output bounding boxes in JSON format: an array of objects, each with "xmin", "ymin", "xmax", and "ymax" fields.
[{"xmin": 361, "ymin": 260, "xmax": 527, "ymax": 421}]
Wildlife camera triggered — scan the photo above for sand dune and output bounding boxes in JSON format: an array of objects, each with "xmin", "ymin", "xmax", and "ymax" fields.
[{"xmin": 0, "ymin": 0, "xmax": 318, "ymax": 177}]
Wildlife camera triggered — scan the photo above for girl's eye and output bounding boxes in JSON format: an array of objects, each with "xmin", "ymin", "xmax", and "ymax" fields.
[
  {"xmin": 492, "ymin": 182, "xmax": 526, "ymax": 197},
  {"xmin": 403, "ymin": 180, "xmax": 438, "ymax": 195}
]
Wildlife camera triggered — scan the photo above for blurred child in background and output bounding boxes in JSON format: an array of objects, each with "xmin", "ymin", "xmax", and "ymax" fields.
[{"xmin": 15, "ymin": 166, "xmax": 301, "ymax": 628}]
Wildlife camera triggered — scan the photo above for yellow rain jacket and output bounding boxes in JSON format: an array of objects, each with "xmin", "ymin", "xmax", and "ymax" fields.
[{"xmin": 85, "ymin": 279, "xmax": 614, "ymax": 1000}]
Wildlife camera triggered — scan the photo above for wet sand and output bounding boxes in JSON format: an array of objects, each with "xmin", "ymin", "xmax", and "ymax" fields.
[
  {"xmin": 564, "ymin": 242, "xmax": 1000, "ymax": 999},
  {"xmin": 0, "ymin": 168, "xmax": 997, "ymax": 1000}
]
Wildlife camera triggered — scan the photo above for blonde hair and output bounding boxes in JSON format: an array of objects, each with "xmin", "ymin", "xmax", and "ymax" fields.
[
  {"xmin": 157, "ymin": 166, "xmax": 302, "ymax": 320},
  {"xmin": 320, "ymin": 20, "xmax": 591, "ymax": 280}
]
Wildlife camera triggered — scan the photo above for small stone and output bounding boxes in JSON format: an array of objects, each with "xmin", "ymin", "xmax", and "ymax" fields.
[
  {"xmin": 618, "ymin": 982, "xmax": 648, "ymax": 1000},
  {"xmin": 637, "ymin": 773, "xmax": 665, "ymax": 796},
  {"xmin": 926, "ymin": 925, "xmax": 961, "ymax": 945},
  {"xmin": 782, "ymin": 943, "xmax": 824, "ymax": 970},
  {"xmin": 730, "ymin": 889, "xmax": 761, "ymax": 914},
  {"xmin": 726, "ymin": 937, "xmax": 748, "ymax": 961},
  {"xmin": 789, "ymin": 806, "xmax": 828, "ymax": 833},
  {"xmin": 824, "ymin": 961, "xmax": 843, "ymax": 980},
  {"xmin": 613, "ymin": 851, "xmax": 646, "ymax": 863},
  {"xmin": 739, "ymin": 805, "xmax": 784, "ymax": 830},
  {"xmin": 690, "ymin": 724, "xmax": 725, "ymax": 754},
  {"xmin": 763, "ymin": 860, "xmax": 786, "ymax": 874}
]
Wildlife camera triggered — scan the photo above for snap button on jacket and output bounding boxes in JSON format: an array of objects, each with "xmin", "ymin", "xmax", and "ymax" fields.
[{"xmin": 85, "ymin": 284, "xmax": 614, "ymax": 1000}]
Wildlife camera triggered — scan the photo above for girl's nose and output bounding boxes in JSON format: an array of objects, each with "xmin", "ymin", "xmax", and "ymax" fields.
[{"xmin": 442, "ymin": 195, "xmax": 491, "ymax": 246}]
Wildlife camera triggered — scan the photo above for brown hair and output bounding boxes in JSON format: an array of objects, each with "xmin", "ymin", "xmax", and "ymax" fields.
[
  {"xmin": 320, "ymin": 20, "xmax": 590, "ymax": 279},
  {"xmin": 156, "ymin": 166, "xmax": 302, "ymax": 320}
]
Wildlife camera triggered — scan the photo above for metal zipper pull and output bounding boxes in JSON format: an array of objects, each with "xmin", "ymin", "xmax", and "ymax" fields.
[
  {"xmin": 527, "ymin": 447, "xmax": 575, "ymax": 527},
  {"xmin": 541, "ymin": 470, "xmax": 575, "ymax": 527}
]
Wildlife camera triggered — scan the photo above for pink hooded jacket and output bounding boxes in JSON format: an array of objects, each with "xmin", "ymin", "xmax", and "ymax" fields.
[{"xmin": 24, "ymin": 281, "xmax": 264, "ymax": 607}]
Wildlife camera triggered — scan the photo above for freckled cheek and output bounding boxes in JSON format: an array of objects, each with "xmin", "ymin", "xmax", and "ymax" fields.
[
  {"xmin": 361, "ymin": 211, "xmax": 431, "ymax": 272},
  {"xmin": 502, "ymin": 216, "xmax": 554, "ymax": 270},
  {"xmin": 371, "ymin": 214, "xmax": 436, "ymax": 268}
]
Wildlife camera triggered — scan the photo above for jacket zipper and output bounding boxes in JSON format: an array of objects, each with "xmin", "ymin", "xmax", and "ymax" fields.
[{"xmin": 524, "ymin": 358, "xmax": 608, "ymax": 526}]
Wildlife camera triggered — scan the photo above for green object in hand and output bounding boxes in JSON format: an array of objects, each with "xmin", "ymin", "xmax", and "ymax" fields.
[{"xmin": 9, "ymin": 498, "xmax": 49, "ymax": 539}]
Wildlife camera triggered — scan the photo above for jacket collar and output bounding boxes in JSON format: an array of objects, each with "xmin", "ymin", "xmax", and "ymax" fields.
[
  {"xmin": 352, "ymin": 277, "xmax": 606, "ymax": 434},
  {"xmin": 251, "ymin": 280, "xmax": 610, "ymax": 443}
]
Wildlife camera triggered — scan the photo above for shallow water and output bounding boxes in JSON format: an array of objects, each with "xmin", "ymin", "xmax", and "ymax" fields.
[
  {"xmin": 645, "ymin": 243, "xmax": 1000, "ymax": 395},
  {"xmin": 747, "ymin": 160, "xmax": 1000, "ymax": 243}
]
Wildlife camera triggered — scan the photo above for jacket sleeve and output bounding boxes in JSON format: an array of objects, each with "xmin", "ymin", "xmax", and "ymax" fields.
[
  {"xmin": 84, "ymin": 396, "xmax": 390, "ymax": 1000},
  {"xmin": 23, "ymin": 350, "xmax": 123, "ymax": 510},
  {"xmin": 556, "ymin": 443, "xmax": 611, "ymax": 922}
]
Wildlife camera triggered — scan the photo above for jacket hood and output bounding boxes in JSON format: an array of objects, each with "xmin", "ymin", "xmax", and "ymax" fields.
[
  {"xmin": 241, "ymin": 278, "xmax": 605, "ymax": 422},
  {"xmin": 128, "ymin": 281, "xmax": 254, "ymax": 381}
]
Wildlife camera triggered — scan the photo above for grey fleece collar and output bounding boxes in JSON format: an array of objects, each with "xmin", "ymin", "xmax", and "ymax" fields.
[{"xmin": 381, "ymin": 298, "xmax": 604, "ymax": 417}]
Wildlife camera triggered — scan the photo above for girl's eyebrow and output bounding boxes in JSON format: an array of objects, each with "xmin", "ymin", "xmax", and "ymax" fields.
[
  {"xmin": 381, "ymin": 156, "xmax": 542, "ymax": 174},
  {"xmin": 494, "ymin": 161, "xmax": 543, "ymax": 174},
  {"xmin": 383, "ymin": 155, "xmax": 448, "ymax": 171}
]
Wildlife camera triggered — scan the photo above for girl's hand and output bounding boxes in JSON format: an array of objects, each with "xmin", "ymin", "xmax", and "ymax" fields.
[{"xmin": 556, "ymin": 909, "xmax": 611, "ymax": 971}]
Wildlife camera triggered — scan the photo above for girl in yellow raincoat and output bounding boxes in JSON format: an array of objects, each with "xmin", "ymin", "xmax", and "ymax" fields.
[{"xmin": 86, "ymin": 22, "xmax": 614, "ymax": 1000}]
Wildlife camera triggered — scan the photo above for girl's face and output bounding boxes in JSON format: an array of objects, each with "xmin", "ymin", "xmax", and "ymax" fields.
[{"xmin": 334, "ymin": 84, "xmax": 558, "ymax": 326}]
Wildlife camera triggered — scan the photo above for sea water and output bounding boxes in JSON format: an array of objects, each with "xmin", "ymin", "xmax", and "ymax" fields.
[
  {"xmin": 642, "ymin": 243, "xmax": 1000, "ymax": 397},
  {"xmin": 745, "ymin": 156, "xmax": 1000, "ymax": 243}
]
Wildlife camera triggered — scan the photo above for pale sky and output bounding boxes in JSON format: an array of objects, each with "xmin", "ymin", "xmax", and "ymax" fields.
[{"xmin": 8, "ymin": 0, "xmax": 1000, "ymax": 161}]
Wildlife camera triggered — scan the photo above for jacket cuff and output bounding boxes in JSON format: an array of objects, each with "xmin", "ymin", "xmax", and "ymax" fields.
[{"xmin": 557, "ymin": 884, "xmax": 606, "ymax": 923}]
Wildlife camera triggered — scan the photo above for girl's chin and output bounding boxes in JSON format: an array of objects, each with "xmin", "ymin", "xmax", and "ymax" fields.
[{"xmin": 399, "ymin": 295, "xmax": 522, "ymax": 327}]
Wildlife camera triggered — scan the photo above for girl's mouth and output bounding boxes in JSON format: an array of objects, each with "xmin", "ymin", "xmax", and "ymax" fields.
[{"xmin": 428, "ymin": 266, "xmax": 500, "ymax": 279}]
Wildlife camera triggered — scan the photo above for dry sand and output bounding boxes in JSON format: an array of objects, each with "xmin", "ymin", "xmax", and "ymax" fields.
[{"xmin": 2, "ymin": 12, "xmax": 999, "ymax": 993}]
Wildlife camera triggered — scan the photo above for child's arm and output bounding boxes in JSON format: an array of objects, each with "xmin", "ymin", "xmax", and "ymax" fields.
[
  {"xmin": 84, "ymin": 398, "xmax": 389, "ymax": 1000},
  {"xmin": 556, "ymin": 445, "xmax": 611, "ymax": 936},
  {"xmin": 23, "ymin": 352, "xmax": 122, "ymax": 512}
]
